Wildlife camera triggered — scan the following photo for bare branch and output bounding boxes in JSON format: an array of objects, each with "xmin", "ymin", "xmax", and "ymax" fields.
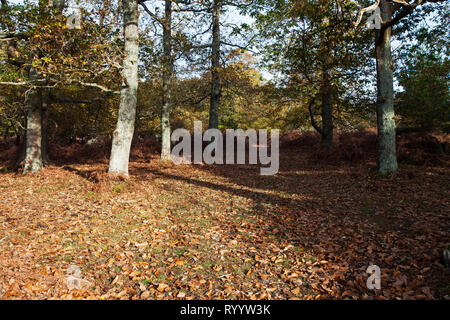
[
  {"xmin": 353, "ymin": 0, "xmax": 380, "ymax": 27},
  {"xmin": 0, "ymin": 79, "xmax": 46, "ymax": 86},
  {"xmin": 220, "ymin": 41, "xmax": 255, "ymax": 53},
  {"xmin": 139, "ymin": 1, "xmax": 164, "ymax": 26},
  {"xmin": 0, "ymin": 32, "xmax": 28, "ymax": 41},
  {"xmin": 66, "ymin": 79, "xmax": 120, "ymax": 94}
]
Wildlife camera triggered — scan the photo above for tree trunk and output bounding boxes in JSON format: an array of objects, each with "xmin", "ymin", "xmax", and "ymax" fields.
[
  {"xmin": 109, "ymin": 0, "xmax": 139, "ymax": 176},
  {"xmin": 20, "ymin": 0, "xmax": 62, "ymax": 172},
  {"xmin": 16, "ymin": 116, "xmax": 27, "ymax": 166},
  {"xmin": 320, "ymin": 69, "xmax": 333, "ymax": 149},
  {"xmin": 15, "ymin": 133, "xmax": 21, "ymax": 146},
  {"xmin": 375, "ymin": 0, "xmax": 398, "ymax": 174},
  {"xmin": 209, "ymin": 0, "xmax": 221, "ymax": 129},
  {"xmin": 161, "ymin": 0, "xmax": 173, "ymax": 161},
  {"xmin": 41, "ymin": 95, "xmax": 50, "ymax": 164},
  {"xmin": 23, "ymin": 84, "xmax": 43, "ymax": 173}
]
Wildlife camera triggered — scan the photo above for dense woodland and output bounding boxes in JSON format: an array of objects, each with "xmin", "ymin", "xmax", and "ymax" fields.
[{"xmin": 0, "ymin": 0, "xmax": 449, "ymax": 300}]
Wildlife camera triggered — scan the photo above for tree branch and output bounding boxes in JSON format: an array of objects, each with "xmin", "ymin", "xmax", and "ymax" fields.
[
  {"xmin": 353, "ymin": 0, "xmax": 380, "ymax": 27},
  {"xmin": 307, "ymin": 96, "xmax": 323, "ymax": 135},
  {"xmin": 0, "ymin": 32, "xmax": 28, "ymax": 41}
]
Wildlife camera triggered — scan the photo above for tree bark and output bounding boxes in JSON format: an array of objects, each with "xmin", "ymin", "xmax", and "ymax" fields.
[
  {"xmin": 16, "ymin": 116, "xmax": 27, "ymax": 166},
  {"xmin": 41, "ymin": 95, "xmax": 50, "ymax": 164},
  {"xmin": 161, "ymin": 0, "xmax": 173, "ymax": 161},
  {"xmin": 375, "ymin": 0, "xmax": 398, "ymax": 174},
  {"xmin": 209, "ymin": 0, "xmax": 221, "ymax": 129},
  {"xmin": 23, "ymin": 81, "xmax": 43, "ymax": 173},
  {"xmin": 109, "ymin": 0, "xmax": 139, "ymax": 176},
  {"xmin": 320, "ymin": 69, "xmax": 333, "ymax": 149}
]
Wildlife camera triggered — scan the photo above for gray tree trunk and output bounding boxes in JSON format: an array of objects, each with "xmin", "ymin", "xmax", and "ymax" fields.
[
  {"xmin": 375, "ymin": 0, "xmax": 398, "ymax": 174},
  {"xmin": 209, "ymin": 0, "xmax": 221, "ymax": 129},
  {"xmin": 161, "ymin": 0, "xmax": 173, "ymax": 161},
  {"xmin": 23, "ymin": 78, "xmax": 43, "ymax": 173},
  {"xmin": 109, "ymin": 0, "xmax": 139, "ymax": 176},
  {"xmin": 20, "ymin": 0, "xmax": 63, "ymax": 173},
  {"xmin": 320, "ymin": 69, "xmax": 333, "ymax": 149},
  {"xmin": 41, "ymin": 95, "xmax": 50, "ymax": 164},
  {"xmin": 16, "ymin": 116, "xmax": 27, "ymax": 166}
]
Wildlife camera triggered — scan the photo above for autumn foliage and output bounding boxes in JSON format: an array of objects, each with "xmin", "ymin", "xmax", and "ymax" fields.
[{"xmin": 0, "ymin": 131, "xmax": 449, "ymax": 300}]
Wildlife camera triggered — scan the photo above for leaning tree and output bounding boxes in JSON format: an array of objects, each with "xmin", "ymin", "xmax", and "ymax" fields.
[{"xmin": 108, "ymin": 0, "xmax": 140, "ymax": 176}]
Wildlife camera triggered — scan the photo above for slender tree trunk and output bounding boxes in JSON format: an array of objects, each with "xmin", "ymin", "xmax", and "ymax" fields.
[
  {"xmin": 161, "ymin": 0, "xmax": 173, "ymax": 161},
  {"xmin": 209, "ymin": 0, "xmax": 221, "ymax": 129},
  {"xmin": 375, "ymin": 0, "xmax": 397, "ymax": 174},
  {"xmin": 3, "ymin": 125, "xmax": 9, "ymax": 140},
  {"xmin": 23, "ymin": 81, "xmax": 43, "ymax": 173},
  {"xmin": 109, "ymin": 0, "xmax": 139, "ymax": 176},
  {"xmin": 41, "ymin": 95, "xmax": 50, "ymax": 164},
  {"xmin": 320, "ymin": 69, "xmax": 333, "ymax": 149},
  {"xmin": 15, "ymin": 133, "xmax": 21, "ymax": 146}
]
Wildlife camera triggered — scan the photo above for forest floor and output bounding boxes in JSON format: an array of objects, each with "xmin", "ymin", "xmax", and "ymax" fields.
[{"xmin": 0, "ymin": 131, "xmax": 449, "ymax": 300}]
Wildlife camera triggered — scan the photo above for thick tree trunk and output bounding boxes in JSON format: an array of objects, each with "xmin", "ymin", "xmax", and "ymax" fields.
[
  {"xmin": 320, "ymin": 69, "xmax": 333, "ymax": 149},
  {"xmin": 209, "ymin": 0, "xmax": 221, "ymax": 129},
  {"xmin": 23, "ymin": 85, "xmax": 43, "ymax": 173},
  {"xmin": 20, "ymin": 0, "xmax": 62, "ymax": 172},
  {"xmin": 16, "ymin": 116, "xmax": 27, "ymax": 166},
  {"xmin": 161, "ymin": 0, "xmax": 173, "ymax": 161},
  {"xmin": 109, "ymin": 0, "xmax": 139, "ymax": 176},
  {"xmin": 375, "ymin": 0, "xmax": 398, "ymax": 174}
]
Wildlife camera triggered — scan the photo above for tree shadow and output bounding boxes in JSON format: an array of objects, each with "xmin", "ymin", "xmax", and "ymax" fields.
[{"xmin": 128, "ymin": 154, "xmax": 450, "ymax": 297}]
